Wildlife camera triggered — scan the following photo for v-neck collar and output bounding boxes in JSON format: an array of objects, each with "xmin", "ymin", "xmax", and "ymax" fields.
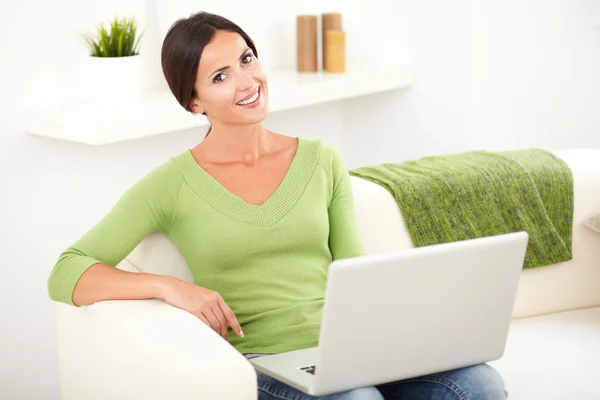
[{"xmin": 174, "ymin": 136, "xmax": 321, "ymax": 227}]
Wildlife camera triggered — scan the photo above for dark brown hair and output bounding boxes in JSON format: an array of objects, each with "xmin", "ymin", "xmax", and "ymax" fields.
[{"xmin": 161, "ymin": 11, "xmax": 258, "ymax": 116}]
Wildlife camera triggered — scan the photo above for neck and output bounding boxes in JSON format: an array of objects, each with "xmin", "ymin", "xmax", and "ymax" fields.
[{"xmin": 200, "ymin": 121, "xmax": 273, "ymax": 165}]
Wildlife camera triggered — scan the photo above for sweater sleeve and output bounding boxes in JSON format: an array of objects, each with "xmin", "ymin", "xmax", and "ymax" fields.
[
  {"xmin": 326, "ymin": 144, "xmax": 365, "ymax": 260},
  {"xmin": 47, "ymin": 160, "xmax": 184, "ymax": 306}
]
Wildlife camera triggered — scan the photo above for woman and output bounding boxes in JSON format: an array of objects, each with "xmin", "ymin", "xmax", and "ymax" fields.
[{"xmin": 47, "ymin": 11, "xmax": 507, "ymax": 400}]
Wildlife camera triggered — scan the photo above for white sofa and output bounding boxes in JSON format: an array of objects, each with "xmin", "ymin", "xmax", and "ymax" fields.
[{"xmin": 53, "ymin": 149, "xmax": 600, "ymax": 400}]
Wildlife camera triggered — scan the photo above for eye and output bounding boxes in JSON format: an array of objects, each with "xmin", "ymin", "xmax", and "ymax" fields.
[
  {"xmin": 242, "ymin": 53, "xmax": 253, "ymax": 65},
  {"xmin": 213, "ymin": 73, "xmax": 226, "ymax": 84}
]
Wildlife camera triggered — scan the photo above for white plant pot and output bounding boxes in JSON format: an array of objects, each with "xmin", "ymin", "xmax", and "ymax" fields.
[{"xmin": 89, "ymin": 55, "xmax": 142, "ymax": 109}]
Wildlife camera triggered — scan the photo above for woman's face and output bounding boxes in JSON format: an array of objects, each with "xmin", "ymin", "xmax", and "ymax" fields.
[{"xmin": 192, "ymin": 30, "xmax": 268, "ymax": 126}]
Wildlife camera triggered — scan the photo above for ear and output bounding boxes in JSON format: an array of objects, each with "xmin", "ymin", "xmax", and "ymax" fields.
[{"xmin": 189, "ymin": 97, "xmax": 204, "ymax": 115}]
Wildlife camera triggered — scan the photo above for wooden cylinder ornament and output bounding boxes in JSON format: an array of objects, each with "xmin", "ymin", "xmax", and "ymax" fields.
[
  {"xmin": 296, "ymin": 15, "xmax": 318, "ymax": 72},
  {"xmin": 321, "ymin": 13, "xmax": 342, "ymax": 69},
  {"xmin": 324, "ymin": 30, "xmax": 346, "ymax": 73}
]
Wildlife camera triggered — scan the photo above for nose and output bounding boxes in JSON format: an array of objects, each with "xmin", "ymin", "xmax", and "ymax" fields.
[{"xmin": 237, "ymin": 70, "xmax": 254, "ymax": 91}]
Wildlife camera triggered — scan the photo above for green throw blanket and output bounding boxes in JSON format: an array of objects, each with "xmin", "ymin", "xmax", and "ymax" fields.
[{"xmin": 350, "ymin": 149, "xmax": 574, "ymax": 269}]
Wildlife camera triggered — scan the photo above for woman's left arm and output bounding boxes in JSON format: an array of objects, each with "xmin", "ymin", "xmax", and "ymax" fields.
[{"xmin": 328, "ymin": 148, "xmax": 365, "ymax": 260}]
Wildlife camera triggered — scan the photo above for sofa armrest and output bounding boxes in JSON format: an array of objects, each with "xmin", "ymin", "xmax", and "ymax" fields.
[{"xmin": 55, "ymin": 299, "xmax": 257, "ymax": 400}]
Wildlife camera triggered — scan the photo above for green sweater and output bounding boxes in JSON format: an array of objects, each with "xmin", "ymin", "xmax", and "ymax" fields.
[{"xmin": 47, "ymin": 137, "xmax": 364, "ymax": 354}]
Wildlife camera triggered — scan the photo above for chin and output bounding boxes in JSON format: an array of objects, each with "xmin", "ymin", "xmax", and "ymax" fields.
[{"xmin": 233, "ymin": 105, "xmax": 269, "ymax": 126}]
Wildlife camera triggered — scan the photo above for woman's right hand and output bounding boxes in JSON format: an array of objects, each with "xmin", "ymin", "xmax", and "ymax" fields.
[{"xmin": 159, "ymin": 277, "xmax": 244, "ymax": 341}]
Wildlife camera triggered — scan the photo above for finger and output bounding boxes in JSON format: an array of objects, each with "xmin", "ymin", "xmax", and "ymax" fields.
[
  {"xmin": 217, "ymin": 296, "xmax": 244, "ymax": 337},
  {"xmin": 206, "ymin": 308, "xmax": 227, "ymax": 340},
  {"xmin": 196, "ymin": 313, "xmax": 210, "ymax": 328},
  {"xmin": 211, "ymin": 304, "xmax": 229, "ymax": 340},
  {"xmin": 202, "ymin": 310, "xmax": 220, "ymax": 336}
]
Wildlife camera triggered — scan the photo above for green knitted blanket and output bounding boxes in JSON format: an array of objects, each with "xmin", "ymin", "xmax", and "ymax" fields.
[{"xmin": 350, "ymin": 149, "xmax": 574, "ymax": 269}]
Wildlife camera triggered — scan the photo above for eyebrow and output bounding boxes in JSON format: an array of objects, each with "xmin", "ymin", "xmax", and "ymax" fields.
[{"xmin": 209, "ymin": 47, "xmax": 252, "ymax": 78}]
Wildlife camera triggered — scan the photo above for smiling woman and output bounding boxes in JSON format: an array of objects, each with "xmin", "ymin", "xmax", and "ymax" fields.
[
  {"xmin": 161, "ymin": 12, "xmax": 268, "ymax": 136},
  {"xmin": 46, "ymin": 10, "xmax": 507, "ymax": 400}
]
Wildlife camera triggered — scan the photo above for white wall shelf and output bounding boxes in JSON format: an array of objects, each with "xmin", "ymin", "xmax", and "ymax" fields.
[{"xmin": 24, "ymin": 63, "xmax": 413, "ymax": 145}]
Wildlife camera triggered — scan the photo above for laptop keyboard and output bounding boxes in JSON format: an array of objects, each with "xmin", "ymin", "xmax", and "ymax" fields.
[{"xmin": 300, "ymin": 365, "xmax": 316, "ymax": 375}]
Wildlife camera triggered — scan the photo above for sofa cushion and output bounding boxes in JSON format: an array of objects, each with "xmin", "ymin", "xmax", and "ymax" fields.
[{"xmin": 489, "ymin": 306, "xmax": 600, "ymax": 400}]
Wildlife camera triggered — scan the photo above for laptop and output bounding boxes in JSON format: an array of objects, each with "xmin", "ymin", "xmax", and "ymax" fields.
[{"xmin": 249, "ymin": 231, "xmax": 528, "ymax": 396}]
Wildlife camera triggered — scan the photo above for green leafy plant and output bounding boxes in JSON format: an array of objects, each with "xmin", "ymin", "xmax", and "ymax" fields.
[{"xmin": 81, "ymin": 16, "xmax": 145, "ymax": 57}]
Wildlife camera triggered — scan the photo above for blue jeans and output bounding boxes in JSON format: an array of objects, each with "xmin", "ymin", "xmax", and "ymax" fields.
[{"xmin": 245, "ymin": 354, "xmax": 507, "ymax": 400}]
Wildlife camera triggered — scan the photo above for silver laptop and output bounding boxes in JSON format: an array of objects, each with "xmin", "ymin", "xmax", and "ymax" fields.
[{"xmin": 249, "ymin": 231, "xmax": 528, "ymax": 396}]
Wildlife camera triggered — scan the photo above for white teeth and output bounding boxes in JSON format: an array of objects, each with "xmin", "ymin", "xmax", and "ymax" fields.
[{"xmin": 237, "ymin": 90, "xmax": 259, "ymax": 105}]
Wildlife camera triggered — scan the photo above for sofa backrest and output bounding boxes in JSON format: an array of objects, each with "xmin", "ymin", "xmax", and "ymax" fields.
[
  {"xmin": 350, "ymin": 176, "xmax": 414, "ymax": 254},
  {"xmin": 124, "ymin": 149, "xmax": 600, "ymax": 319},
  {"xmin": 349, "ymin": 149, "xmax": 600, "ymax": 319}
]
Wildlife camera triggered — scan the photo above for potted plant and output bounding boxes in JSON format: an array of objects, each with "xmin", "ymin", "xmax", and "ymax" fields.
[{"xmin": 81, "ymin": 16, "xmax": 145, "ymax": 106}]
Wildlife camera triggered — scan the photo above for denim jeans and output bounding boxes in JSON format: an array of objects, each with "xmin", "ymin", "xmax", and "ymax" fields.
[{"xmin": 244, "ymin": 354, "xmax": 507, "ymax": 400}]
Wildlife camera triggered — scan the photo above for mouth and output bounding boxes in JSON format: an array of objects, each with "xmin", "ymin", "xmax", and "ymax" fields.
[{"xmin": 236, "ymin": 87, "xmax": 261, "ymax": 106}]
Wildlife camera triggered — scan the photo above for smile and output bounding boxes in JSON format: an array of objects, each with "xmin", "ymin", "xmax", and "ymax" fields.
[{"xmin": 236, "ymin": 87, "xmax": 260, "ymax": 106}]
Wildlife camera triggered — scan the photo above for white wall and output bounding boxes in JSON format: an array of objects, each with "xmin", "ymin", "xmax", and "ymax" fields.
[
  {"xmin": 1, "ymin": 1, "xmax": 600, "ymax": 399},
  {"xmin": 469, "ymin": 0, "xmax": 600, "ymax": 151},
  {"xmin": 343, "ymin": 0, "xmax": 475, "ymax": 166}
]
